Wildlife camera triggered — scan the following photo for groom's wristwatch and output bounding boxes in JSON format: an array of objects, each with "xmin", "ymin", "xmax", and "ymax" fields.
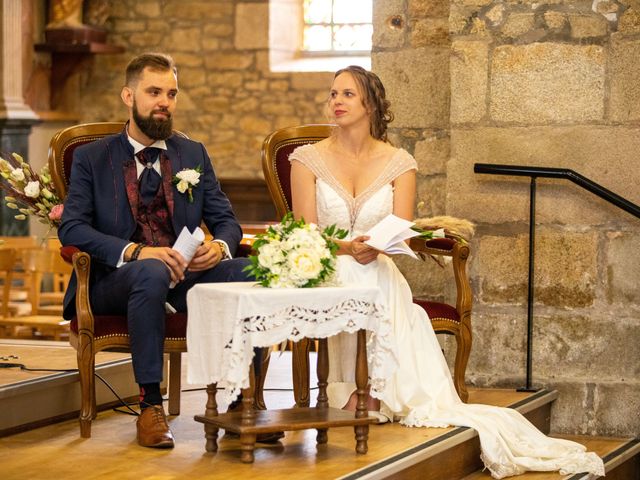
[{"xmin": 213, "ymin": 240, "xmax": 229, "ymax": 260}]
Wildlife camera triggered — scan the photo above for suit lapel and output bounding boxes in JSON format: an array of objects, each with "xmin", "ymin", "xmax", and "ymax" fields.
[
  {"xmin": 114, "ymin": 132, "xmax": 138, "ymax": 235},
  {"xmin": 123, "ymin": 159, "xmax": 139, "ymax": 220},
  {"xmin": 165, "ymin": 138, "xmax": 187, "ymax": 234},
  {"xmin": 160, "ymin": 152, "xmax": 175, "ymax": 218}
]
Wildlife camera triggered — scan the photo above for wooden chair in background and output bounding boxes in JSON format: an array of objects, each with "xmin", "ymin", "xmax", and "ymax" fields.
[
  {"xmin": 37, "ymin": 237, "xmax": 68, "ymax": 313},
  {"xmin": 48, "ymin": 122, "xmax": 188, "ymax": 437},
  {"xmin": 0, "ymin": 236, "xmax": 39, "ymax": 318},
  {"xmin": 0, "ymin": 248, "xmax": 17, "ymax": 337},
  {"xmin": 0, "ymin": 239, "xmax": 70, "ymax": 340},
  {"xmin": 261, "ymin": 124, "xmax": 473, "ymax": 403}
]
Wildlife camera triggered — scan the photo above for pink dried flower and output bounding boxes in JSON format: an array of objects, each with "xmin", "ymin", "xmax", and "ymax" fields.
[{"xmin": 49, "ymin": 204, "xmax": 64, "ymax": 222}]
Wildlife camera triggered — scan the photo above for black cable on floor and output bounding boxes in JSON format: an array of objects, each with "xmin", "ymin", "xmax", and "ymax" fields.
[
  {"xmin": 94, "ymin": 372, "xmax": 139, "ymax": 416},
  {"xmin": 2, "ymin": 362, "xmax": 140, "ymax": 416},
  {"xmin": 2, "ymin": 362, "xmax": 318, "ymax": 413}
]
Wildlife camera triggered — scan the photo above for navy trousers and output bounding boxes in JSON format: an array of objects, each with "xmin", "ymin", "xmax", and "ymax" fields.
[{"xmin": 90, "ymin": 257, "xmax": 253, "ymax": 384}]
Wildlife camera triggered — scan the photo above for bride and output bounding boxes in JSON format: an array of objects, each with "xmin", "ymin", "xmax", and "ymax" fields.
[{"xmin": 288, "ymin": 65, "xmax": 604, "ymax": 479}]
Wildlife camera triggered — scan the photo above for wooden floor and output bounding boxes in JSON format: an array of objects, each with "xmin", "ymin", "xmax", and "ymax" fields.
[{"xmin": 0, "ymin": 349, "xmax": 631, "ymax": 480}]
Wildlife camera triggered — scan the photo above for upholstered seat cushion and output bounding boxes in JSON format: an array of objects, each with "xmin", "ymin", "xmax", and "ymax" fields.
[
  {"xmin": 424, "ymin": 237, "xmax": 455, "ymax": 251},
  {"xmin": 412, "ymin": 299, "xmax": 460, "ymax": 324},
  {"xmin": 70, "ymin": 312, "xmax": 187, "ymax": 340}
]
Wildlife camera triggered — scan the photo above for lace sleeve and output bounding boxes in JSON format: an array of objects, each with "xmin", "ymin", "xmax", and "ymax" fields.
[
  {"xmin": 288, "ymin": 144, "xmax": 326, "ymax": 180},
  {"xmin": 392, "ymin": 149, "xmax": 418, "ymax": 177},
  {"xmin": 373, "ymin": 148, "xmax": 418, "ymax": 188}
]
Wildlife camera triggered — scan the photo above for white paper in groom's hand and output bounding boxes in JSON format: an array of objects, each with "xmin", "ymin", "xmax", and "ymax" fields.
[
  {"xmin": 170, "ymin": 226, "xmax": 205, "ymax": 287},
  {"xmin": 364, "ymin": 214, "xmax": 420, "ymax": 259}
]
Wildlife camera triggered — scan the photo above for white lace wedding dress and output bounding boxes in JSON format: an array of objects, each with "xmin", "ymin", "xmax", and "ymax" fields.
[{"xmin": 289, "ymin": 144, "xmax": 604, "ymax": 479}]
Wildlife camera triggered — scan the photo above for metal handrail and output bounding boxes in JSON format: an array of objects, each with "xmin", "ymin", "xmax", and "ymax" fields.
[
  {"xmin": 474, "ymin": 163, "xmax": 639, "ymax": 392},
  {"xmin": 474, "ymin": 163, "xmax": 640, "ymax": 219}
]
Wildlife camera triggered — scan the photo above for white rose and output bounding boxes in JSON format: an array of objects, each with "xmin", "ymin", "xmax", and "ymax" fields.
[
  {"xmin": 24, "ymin": 181, "xmax": 41, "ymax": 198},
  {"xmin": 270, "ymin": 267, "xmax": 295, "ymax": 288},
  {"xmin": 258, "ymin": 242, "xmax": 284, "ymax": 269},
  {"xmin": 10, "ymin": 168, "xmax": 25, "ymax": 182},
  {"xmin": 176, "ymin": 169, "xmax": 200, "ymax": 185},
  {"xmin": 176, "ymin": 179, "xmax": 189, "ymax": 193},
  {"xmin": 285, "ymin": 227, "xmax": 324, "ymax": 251},
  {"xmin": 287, "ymin": 248, "xmax": 322, "ymax": 281}
]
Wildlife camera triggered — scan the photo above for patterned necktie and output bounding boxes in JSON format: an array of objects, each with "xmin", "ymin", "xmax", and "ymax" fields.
[{"xmin": 136, "ymin": 147, "xmax": 163, "ymax": 204}]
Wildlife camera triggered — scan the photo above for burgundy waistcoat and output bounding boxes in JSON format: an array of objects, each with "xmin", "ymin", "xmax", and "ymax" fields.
[{"xmin": 124, "ymin": 156, "xmax": 177, "ymax": 247}]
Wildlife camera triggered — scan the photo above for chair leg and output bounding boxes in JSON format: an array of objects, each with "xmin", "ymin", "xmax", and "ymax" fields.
[
  {"xmin": 292, "ymin": 339, "xmax": 311, "ymax": 407},
  {"xmin": 254, "ymin": 348, "xmax": 270, "ymax": 410},
  {"xmin": 168, "ymin": 352, "xmax": 181, "ymax": 416},
  {"xmin": 77, "ymin": 334, "xmax": 96, "ymax": 437},
  {"xmin": 453, "ymin": 329, "xmax": 471, "ymax": 403}
]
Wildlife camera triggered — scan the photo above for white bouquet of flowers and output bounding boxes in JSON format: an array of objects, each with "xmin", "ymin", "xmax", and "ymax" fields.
[{"xmin": 245, "ymin": 213, "xmax": 347, "ymax": 288}]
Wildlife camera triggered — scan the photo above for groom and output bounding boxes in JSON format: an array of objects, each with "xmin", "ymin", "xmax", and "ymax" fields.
[{"xmin": 59, "ymin": 52, "xmax": 252, "ymax": 448}]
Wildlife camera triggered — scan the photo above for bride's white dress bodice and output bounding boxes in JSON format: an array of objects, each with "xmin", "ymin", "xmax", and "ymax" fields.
[
  {"xmin": 317, "ymin": 181, "xmax": 393, "ymax": 237},
  {"xmin": 289, "ymin": 143, "xmax": 417, "ymax": 237}
]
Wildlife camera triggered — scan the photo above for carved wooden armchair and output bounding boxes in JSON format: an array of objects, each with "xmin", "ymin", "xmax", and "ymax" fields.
[
  {"xmin": 48, "ymin": 122, "xmax": 188, "ymax": 437},
  {"xmin": 261, "ymin": 124, "xmax": 472, "ymax": 403}
]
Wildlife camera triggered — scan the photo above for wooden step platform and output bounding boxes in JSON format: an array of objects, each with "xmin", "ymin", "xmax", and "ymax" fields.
[
  {"xmin": 1, "ymin": 350, "xmax": 635, "ymax": 479},
  {"xmin": 0, "ymin": 339, "xmax": 138, "ymax": 436}
]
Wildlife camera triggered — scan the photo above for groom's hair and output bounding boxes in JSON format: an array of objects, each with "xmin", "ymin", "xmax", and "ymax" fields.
[
  {"xmin": 125, "ymin": 52, "xmax": 177, "ymax": 87},
  {"xmin": 333, "ymin": 65, "xmax": 394, "ymax": 143}
]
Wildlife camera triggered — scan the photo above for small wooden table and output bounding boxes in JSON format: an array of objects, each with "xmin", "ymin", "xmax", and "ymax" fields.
[{"xmin": 186, "ymin": 282, "xmax": 393, "ymax": 463}]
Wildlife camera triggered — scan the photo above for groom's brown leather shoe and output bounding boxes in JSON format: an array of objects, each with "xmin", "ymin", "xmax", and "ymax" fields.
[{"xmin": 136, "ymin": 405, "xmax": 175, "ymax": 448}]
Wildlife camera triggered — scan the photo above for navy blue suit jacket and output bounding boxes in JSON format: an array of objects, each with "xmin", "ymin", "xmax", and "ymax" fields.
[{"xmin": 58, "ymin": 130, "xmax": 242, "ymax": 319}]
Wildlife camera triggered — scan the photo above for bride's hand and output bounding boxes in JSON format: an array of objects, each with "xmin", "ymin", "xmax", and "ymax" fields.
[{"xmin": 348, "ymin": 236, "xmax": 380, "ymax": 264}]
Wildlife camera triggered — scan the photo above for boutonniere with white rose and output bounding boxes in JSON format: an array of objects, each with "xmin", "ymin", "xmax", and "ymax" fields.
[{"xmin": 172, "ymin": 165, "xmax": 202, "ymax": 203}]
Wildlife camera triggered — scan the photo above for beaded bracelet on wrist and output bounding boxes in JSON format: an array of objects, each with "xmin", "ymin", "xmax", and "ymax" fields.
[{"xmin": 130, "ymin": 243, "xmax": 146, "ymax": 261}]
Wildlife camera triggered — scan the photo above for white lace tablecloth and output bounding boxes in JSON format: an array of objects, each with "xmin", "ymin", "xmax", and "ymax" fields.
[{"xmin": 186, "ymin": 282, "xmax": 395, "ymax": 403}]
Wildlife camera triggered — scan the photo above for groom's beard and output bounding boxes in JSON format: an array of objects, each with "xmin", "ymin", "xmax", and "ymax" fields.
[{"xmin": 132, "ymin": 100, "xmax": 173, "ymax": 140}]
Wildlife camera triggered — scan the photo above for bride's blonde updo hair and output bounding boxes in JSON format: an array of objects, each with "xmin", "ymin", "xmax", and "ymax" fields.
[{"xmin": 332, "ymin": 65, "xmax": 394, "ymax": 142}]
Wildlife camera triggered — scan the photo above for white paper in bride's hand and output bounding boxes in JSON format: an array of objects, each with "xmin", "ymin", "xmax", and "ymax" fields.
[
  {"xmin": 170, "ymin": 226, "xmax": 205, "ymax": 287},
  {"xmin": 364, "ymin": 214, "xmax": 420, "ymax": 259}
]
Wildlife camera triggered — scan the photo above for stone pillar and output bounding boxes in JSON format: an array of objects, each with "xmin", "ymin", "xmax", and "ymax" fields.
[{"xmin": 0, "ymin": 0, "xmax": 39, "ymax": 235}]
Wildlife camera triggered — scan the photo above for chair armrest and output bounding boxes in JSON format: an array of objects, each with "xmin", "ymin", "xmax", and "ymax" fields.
[
  {"xmin": 60, "ymin": 245, "xmax": 79, "ymax": 264},
  {"xmin": 59, "ymin": 246, "xmax": 95, "ymax": 335},
  {"xmin": 410, "ymin": 237, "xmax": 472, "ymax": 323},
  {"xmin": 410, "ymin": 237, "xmax": 457, "ymax": 257}
]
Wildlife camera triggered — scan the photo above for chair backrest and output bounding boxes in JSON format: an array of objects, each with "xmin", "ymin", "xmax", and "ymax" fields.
[
  {"xmin": 48, "ymin": 122, "xmax": 125, "ymax": 200},
  {"xmin": 261, "ymin": 124, "xmax": 335, "ymax": 219},
  {"xmin": 48, "ymin": 122, "xmax": 188, "ymax": 200}
]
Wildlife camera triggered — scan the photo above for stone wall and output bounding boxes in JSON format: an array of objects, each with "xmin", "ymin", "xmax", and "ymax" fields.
[
  {"xmin": 374, "ymin": 0, "xmax": 639, "ymax": 437},
  {"xmin": 73, "ymin": 0, "xmax": 332, "ymax": 178}
]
